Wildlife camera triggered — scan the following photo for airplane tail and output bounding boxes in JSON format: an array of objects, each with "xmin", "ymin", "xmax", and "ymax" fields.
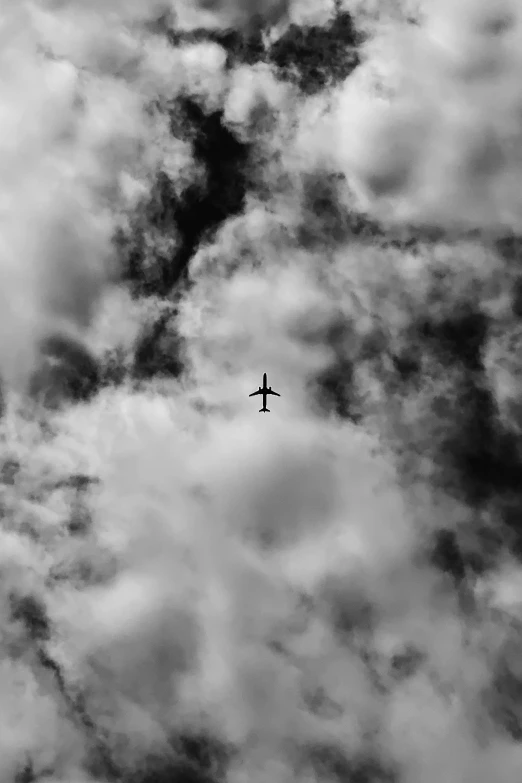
[{"xmin": 259, "ymin": 408, "xmax": 270, "ymax": 413}]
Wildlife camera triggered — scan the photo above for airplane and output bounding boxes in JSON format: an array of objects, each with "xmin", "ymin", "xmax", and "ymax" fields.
[{"xmin": 249, "ymin": 373, "xmax": 281, "ymax": 412}]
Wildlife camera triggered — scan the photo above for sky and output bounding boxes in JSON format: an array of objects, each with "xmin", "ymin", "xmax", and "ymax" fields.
[{"xmin": 2, "ymin": 1, "xmax": 522, "ymax": 782}]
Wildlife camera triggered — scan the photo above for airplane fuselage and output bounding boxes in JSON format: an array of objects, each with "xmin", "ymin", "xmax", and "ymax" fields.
[{"xmin": 249, "ymin": 372, "xmax": 281, "ymax": 412}]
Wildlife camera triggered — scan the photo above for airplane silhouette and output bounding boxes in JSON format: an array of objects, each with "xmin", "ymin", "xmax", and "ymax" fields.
[{"xmin": 249, "ymin": 373, "xmax": 281, "ymax": 412}]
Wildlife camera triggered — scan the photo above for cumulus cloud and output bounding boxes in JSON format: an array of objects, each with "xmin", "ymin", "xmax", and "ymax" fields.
[
  {"xmin": 337, "ymin": 0, "xmax": 522, "ymax": 231},
  {"xmin": 175, "ymin": 0, "xmax": 291, "ymax": 32},
  {"xmin": 0, "ymin": 3, "xmax": 167, "ymax": 391},
  {"xmin": 4, "ymin": 0, "xmax": 522, "ymax": 781}
]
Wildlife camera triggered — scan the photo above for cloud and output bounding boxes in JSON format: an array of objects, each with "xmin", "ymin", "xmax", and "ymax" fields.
[
  {"xmin": 337, "ymin": 0, "xmax": 522, "ymax": 231},
  {"xmin": 0, "ymin": 2, "xmax": 168, "ymax": 390},
  {"xmin": 175, "ymin": 0, "xmax": 291, "ymax": 32},
  {"xmin": 4, "ymin": 0, "xmax": 522, "ymax": 781}
]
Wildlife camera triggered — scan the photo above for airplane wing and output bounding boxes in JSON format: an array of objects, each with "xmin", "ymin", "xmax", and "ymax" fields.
[
  {"xmin": 266, "ymin": 389, "xmax": 280, "ymax": 397},
  {"xmin": 249, "ymin": 389, "xmax": 262, "ymax": 397}
]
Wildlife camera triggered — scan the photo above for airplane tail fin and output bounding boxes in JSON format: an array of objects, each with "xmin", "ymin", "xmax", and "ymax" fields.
[{"xmin": 259, "ymin": 408, "xmax": 270, "ymax": 413}]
